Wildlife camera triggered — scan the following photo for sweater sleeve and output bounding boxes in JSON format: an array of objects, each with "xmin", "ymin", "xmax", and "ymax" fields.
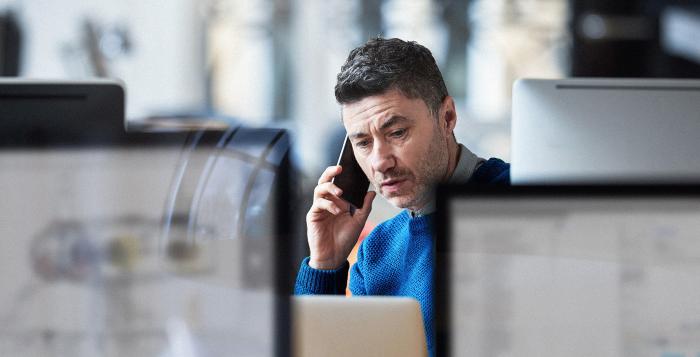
[{"xmin": 294, "ymin": 257, "xmax": 349, "ymax": 295}]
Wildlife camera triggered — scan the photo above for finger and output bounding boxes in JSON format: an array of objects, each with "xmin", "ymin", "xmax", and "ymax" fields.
[
  {"xmin": 309, "ymin": 191, "xmax": 350, "ymax": 216},
  {"xmin": 326, "ymin": 194, "xmax": 351, "ymax": 213},
  {"xmin": 311, "ymin": 197, "xmax": 344, "ymax": 215},
  {"xmin": 313, "ymin": 182, "xmax": 343, "ymax": 199},
  {"xmin": 317, "ymin": 165, "xmax": 342, "ymax": 185}
]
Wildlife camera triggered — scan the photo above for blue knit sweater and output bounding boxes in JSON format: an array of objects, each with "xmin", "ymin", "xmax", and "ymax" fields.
[{"xmin": 294, "ymin": 158, "xmax": 510, "ymax": 354}]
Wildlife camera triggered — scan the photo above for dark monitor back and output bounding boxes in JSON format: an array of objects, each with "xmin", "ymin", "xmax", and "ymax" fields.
[{"xmin": 0, "ymin": 79, "xmax": 200, "ymax": 147}]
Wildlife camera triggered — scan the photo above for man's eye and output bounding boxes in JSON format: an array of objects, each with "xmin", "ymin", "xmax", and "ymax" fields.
[
  {"xmin": 390, "ymin": 129, "xmax": 406, "ymax": 138},
  {"xmin": 355, "ymin": 140, "xmax": 369, "ymax": 148}
]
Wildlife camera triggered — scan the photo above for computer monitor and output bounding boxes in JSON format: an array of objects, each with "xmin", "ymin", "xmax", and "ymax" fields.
[
  {"xmin": 511, "ymin": 78, "xmax": 700, "ymax": 184},
  {"xmin": 0, "ymin": 80, "xmax": 293, "ymax": 357},
  {"xmin": 436, "ymin": 184, "xmax": 700, "ymax": 357}
]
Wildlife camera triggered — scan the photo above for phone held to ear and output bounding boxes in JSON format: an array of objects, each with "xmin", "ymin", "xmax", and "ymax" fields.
[{"xmin": 332, "ymin": 135, "xmax": 370, "ymax": 210}]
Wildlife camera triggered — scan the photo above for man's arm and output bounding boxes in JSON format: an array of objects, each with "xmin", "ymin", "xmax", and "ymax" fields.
[
  {"xmin": 294, "ymin": 164, "xmax": 375, "ymax": 295},
  {"xmin": 294, "ymin": 257, "xmax": 349, "ymax": 295},
  {"xmin": 305, "ymin": 165, "xmax": 376, "ymax": 270}
]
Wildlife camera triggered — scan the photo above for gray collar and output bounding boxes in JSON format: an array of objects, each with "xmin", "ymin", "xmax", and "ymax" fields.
[{"xmin": 410, "ymin": 144, "xmax": 485, "ymax": 217}]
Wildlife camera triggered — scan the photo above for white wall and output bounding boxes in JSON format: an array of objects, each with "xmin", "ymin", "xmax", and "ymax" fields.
[{"xmin": 4, "ymin": 0, "xmax": 206, "ymax": 118}]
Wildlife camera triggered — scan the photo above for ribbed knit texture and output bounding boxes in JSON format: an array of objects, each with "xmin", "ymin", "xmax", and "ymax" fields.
[
  {"xmin": 295, "ymin": 258, "xmax": 349, "ymax": 294},
  {"xmin": 294, "ymin": 158, "xmax": 510, "ymax": 355}
]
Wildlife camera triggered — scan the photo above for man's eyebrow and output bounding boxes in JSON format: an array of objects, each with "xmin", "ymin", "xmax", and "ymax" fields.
[
  {"xmin": 349, "ymin": 132, "xmax": 369, "ymax": 141},
  {"xmin": 349, "ymin": 116, "xmax": 412, "ymax": 140},
  {"xmin": 379, "ymin": 115, "xmax": 411, "ymax": 131}
]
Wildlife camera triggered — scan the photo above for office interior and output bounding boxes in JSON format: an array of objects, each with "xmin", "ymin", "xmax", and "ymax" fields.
[{"xmin": 2, "ymin": 0, "xmax": 700, "ymax": 356}]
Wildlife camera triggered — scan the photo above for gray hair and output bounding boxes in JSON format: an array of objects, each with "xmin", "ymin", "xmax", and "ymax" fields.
[{"xmin": 334, "ymin": 37, "xmax": 449, "ymax": 118}]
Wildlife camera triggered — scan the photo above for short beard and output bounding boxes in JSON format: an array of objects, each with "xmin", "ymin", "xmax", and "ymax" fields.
[{"xmin": 384, "ymin": 125, "xmax": 450, "ymax": 211}]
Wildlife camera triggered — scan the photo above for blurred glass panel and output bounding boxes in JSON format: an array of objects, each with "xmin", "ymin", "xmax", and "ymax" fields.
[
  {"xmin": 446, "ymin": 194, "xmax": 700, "ymax": 357},
  {"xmin": 0, "ymin": 115, "xmax": 290, "ymax": 357}
]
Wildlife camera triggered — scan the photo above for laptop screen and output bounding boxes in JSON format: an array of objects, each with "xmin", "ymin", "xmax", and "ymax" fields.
[{"xmin": 436, "ymin": 186, "xmax": 700, "ymax": 357}]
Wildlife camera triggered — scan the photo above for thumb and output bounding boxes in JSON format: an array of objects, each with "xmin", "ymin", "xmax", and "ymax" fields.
[{"xmin": 354, "ymin": 191, "xmax": 376, "ymax": 220}]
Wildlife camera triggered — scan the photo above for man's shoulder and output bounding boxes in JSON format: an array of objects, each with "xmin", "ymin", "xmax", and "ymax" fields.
[{"xmin": 469, "ymin": 157, "xmax": 511, "ymax": 185}]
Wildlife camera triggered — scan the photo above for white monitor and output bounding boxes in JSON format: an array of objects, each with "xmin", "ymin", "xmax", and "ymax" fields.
[{"xmin": 511, "ymin": 78, "xmax": 700, "ymax": 184}]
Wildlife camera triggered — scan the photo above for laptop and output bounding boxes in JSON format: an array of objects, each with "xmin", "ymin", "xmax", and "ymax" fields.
[
  {"xmin": 292, "ymin": 296, "xmax": 427, "ymax": 357},
  {"xmin": 435, "ymin": 184, "xmax": 700, "ymax": 357}
]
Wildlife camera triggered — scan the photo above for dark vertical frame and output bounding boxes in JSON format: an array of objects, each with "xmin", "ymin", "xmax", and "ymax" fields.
[
  {"xmin": 274, "ymin": 150, "xmax": 294, "ymax": 357},
  {"xmin": 434, "ymin": 184, "xmax": 453, "ymax": 357}
]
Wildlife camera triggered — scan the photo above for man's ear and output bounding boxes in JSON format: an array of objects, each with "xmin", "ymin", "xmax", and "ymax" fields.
[{"xmin": 439, "ymin": 96, "xmax": 457, "ymax": 134}]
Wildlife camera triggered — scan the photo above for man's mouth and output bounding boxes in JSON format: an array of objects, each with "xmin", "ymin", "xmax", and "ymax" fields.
[{"xmin": 380, "ymin": 178, "xmax": 407, "ymax": 193}]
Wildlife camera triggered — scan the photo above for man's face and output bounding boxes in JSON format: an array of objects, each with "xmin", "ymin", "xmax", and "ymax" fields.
[{"xmin": 342, "ymin": 89, "xmax": 452, "ymax": 211}]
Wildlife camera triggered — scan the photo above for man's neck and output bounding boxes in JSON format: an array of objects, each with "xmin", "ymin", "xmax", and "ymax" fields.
[{"xmin": 442, "ymin": 138, "xmax": 460, "ymax": 182}]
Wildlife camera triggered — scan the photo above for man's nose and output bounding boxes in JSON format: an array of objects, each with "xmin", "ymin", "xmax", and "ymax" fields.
[{"xmin": 370, "ymin": 141, "xmax": 395, "ymax": 174}]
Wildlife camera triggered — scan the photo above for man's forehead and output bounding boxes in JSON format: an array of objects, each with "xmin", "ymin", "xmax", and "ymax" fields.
[
  {"xmin": 341, "ymin": 90, "xmax": 425, "ymax": 134},
  {"xmin": 341, "ymin": 94, "xmax": 401, "ymax": 120}
]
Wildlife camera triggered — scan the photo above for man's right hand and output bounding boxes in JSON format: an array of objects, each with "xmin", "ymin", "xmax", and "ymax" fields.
[{"xmin": 306, "ymin": 165, "xmax": 376, "ymax": 270}]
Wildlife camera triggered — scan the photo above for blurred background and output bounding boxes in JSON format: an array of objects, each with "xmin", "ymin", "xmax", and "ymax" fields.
[
  {"xmin": 3, "ymin": 0, "xmax": 700, "ymax": 223},
  {"xmin": 2, "ymin": 0, "xmax": 699, "ymax": 174},
  {"xmin": 2, "ymin": 0, "xmax": 700, "ymax": 355},
  {"xmin": 2, "ymin": 0, "xmax": 700, "ymax": 168}
]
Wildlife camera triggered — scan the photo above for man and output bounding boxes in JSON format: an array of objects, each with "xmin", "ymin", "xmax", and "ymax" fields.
[{"xmin": 294, "ymin": 38, "xmax": 510, "ymax": 353}]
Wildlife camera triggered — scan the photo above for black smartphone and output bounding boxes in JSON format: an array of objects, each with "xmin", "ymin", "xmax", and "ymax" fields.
[{"xmin": 332, "ymin": 135, "xmax": 370, "ymax": 209}]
